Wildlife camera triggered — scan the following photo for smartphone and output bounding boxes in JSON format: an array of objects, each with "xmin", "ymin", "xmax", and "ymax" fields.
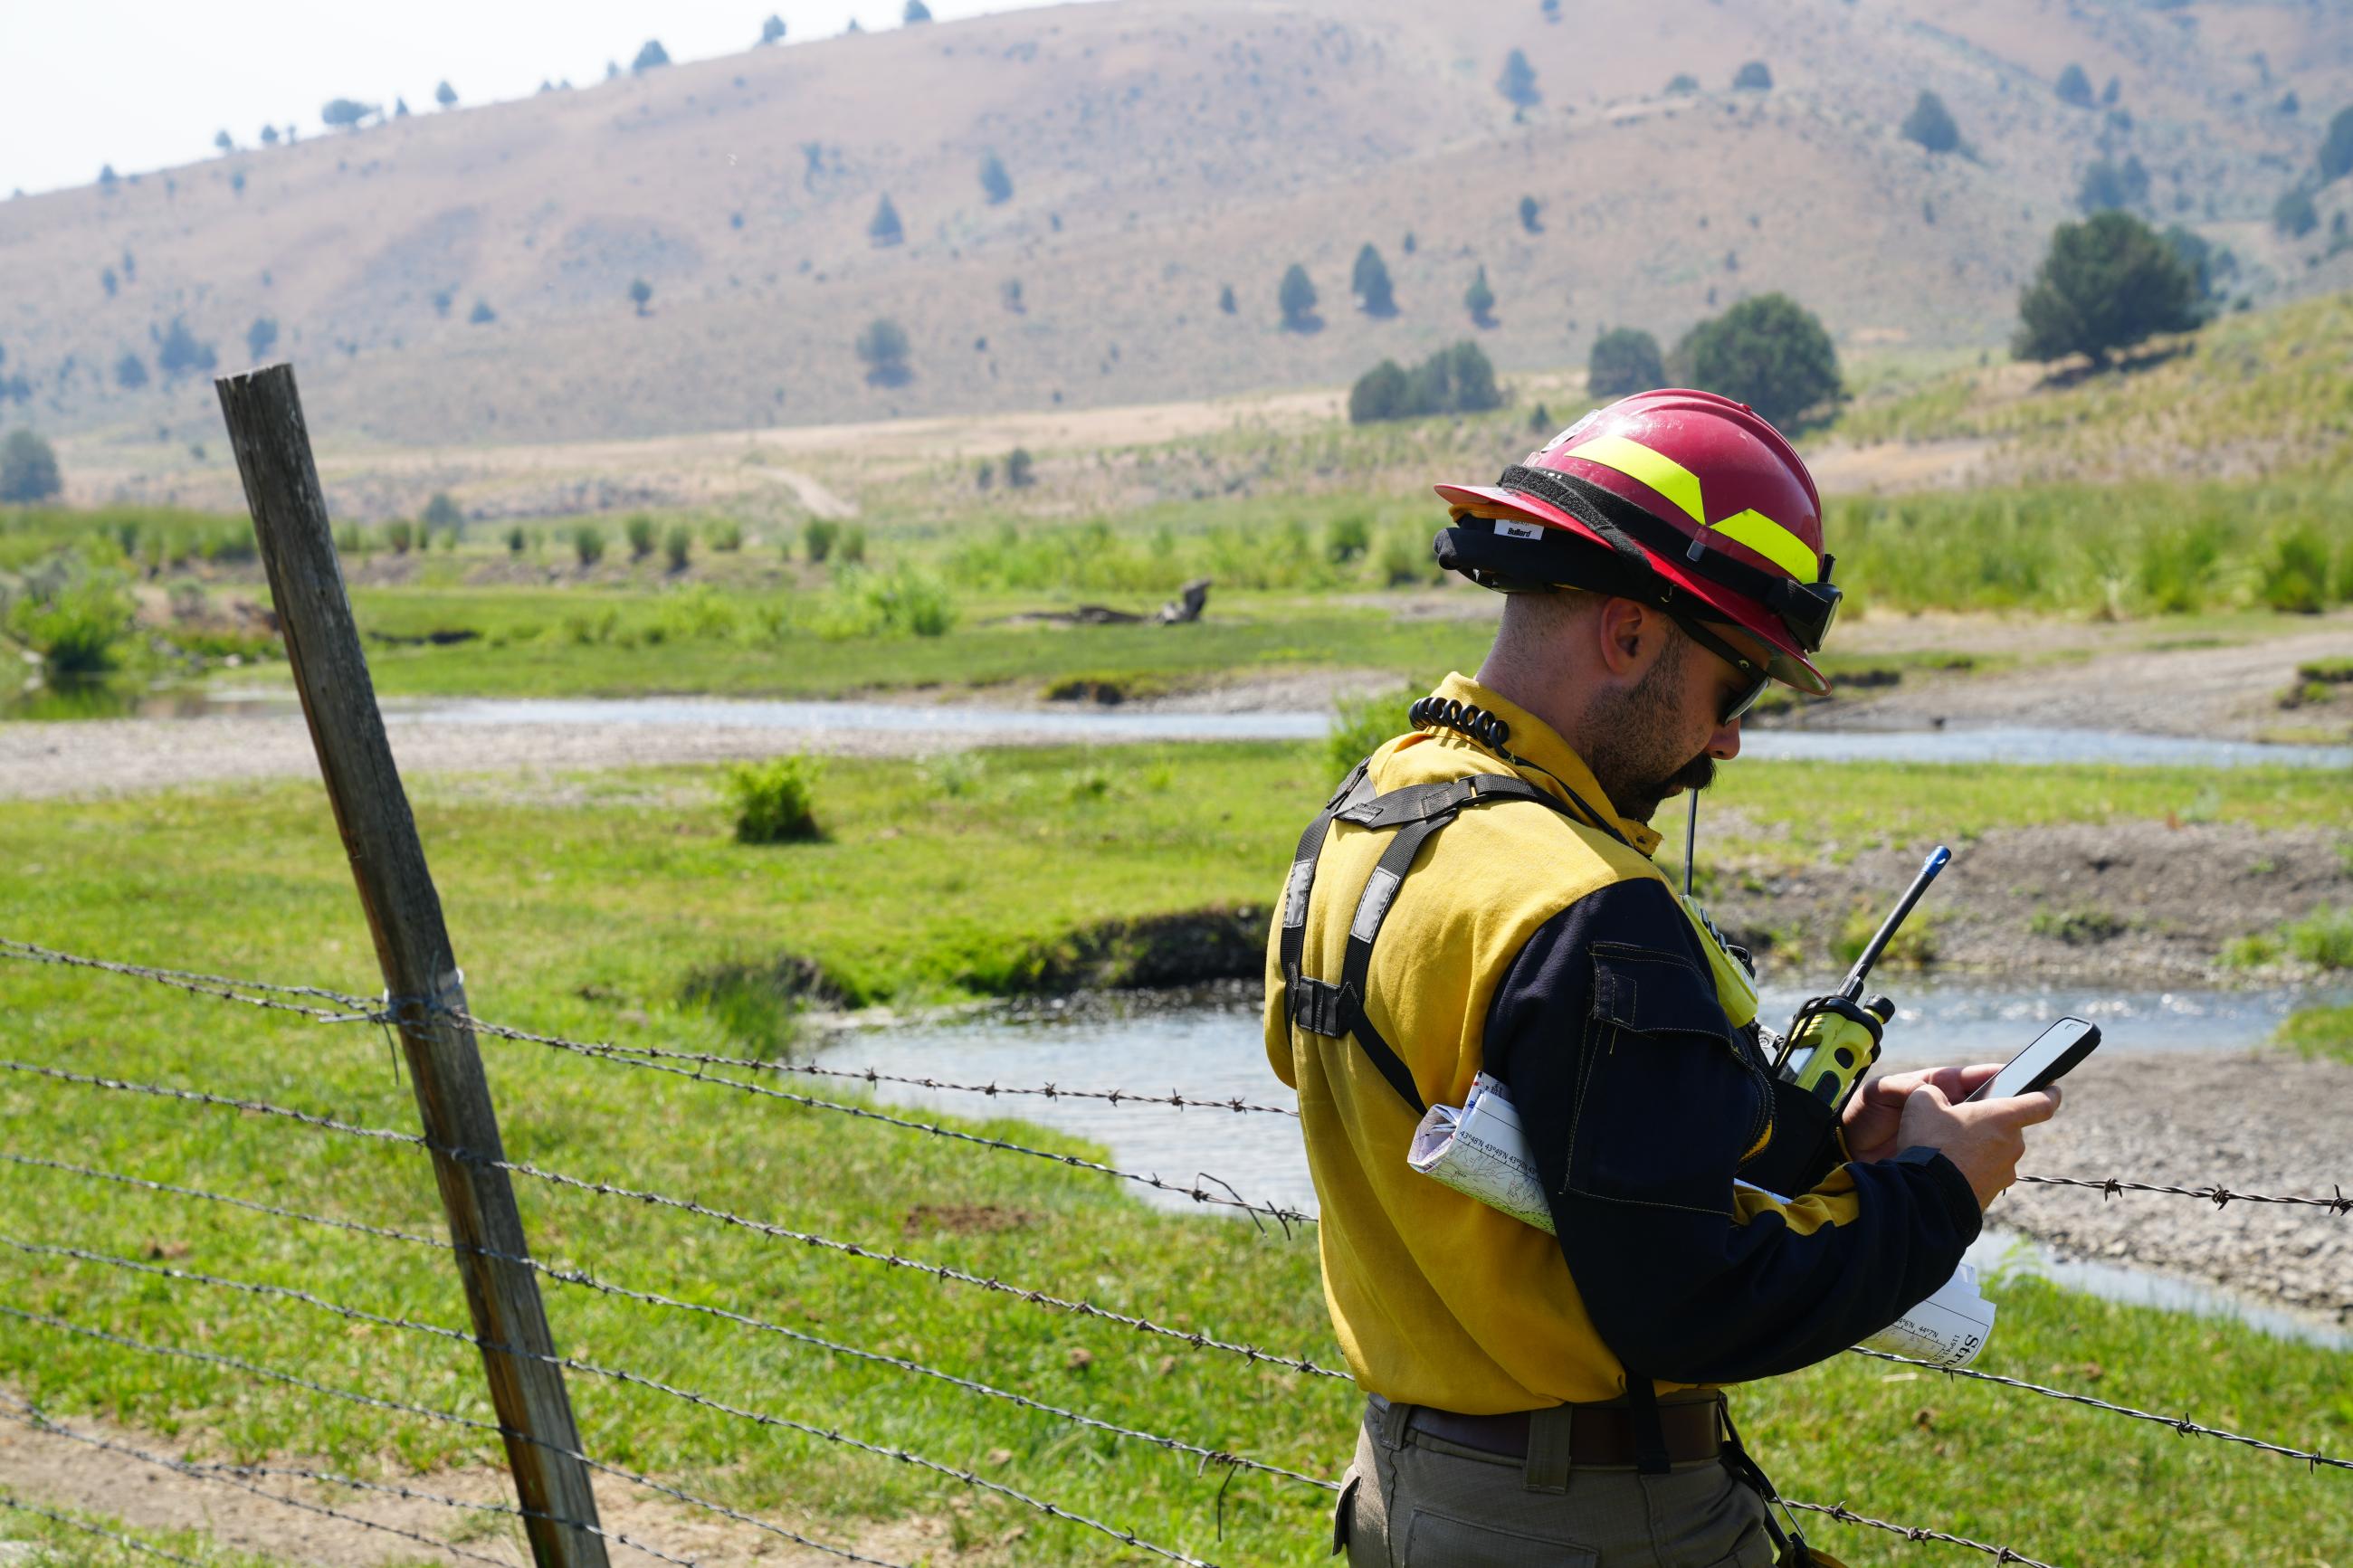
[{"xmin": 1966, "ymin": 1017, "xmax": 2101, "ymax": 1102}]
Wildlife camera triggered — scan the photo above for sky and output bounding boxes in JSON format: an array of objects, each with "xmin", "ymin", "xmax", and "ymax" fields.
[{"xmin": 0, "ymin": 0, "xmax": 1087, "ymax": 199}]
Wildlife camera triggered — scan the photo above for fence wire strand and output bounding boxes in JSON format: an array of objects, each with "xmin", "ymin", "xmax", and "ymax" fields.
[
  {"xmin": 2015, "ymin": 1172, "xmax": 2353, "ymax": 1215},
  {"xmin": 0, "ymin": 1228, "xmax": 1336, "ymax": 1495},
  {"xmin": 0, "ymin": 1392, "xmax": 564, "ymax": 1568},
  {"xmin": 0, "ymin": 1066, "xmax": 1349, "ymax": 1380},
  {"xmin": 1783, "ymin": 1498, "xmax": 2060, "ymax": 1567},
  {"xmin": 0, "ymin": 1264, "xmax": 1227, "ymax": 1568},
  {"xmin": 0, "ymin": 1490, "xmax": 216, "ymax": 1568},
  {"xmin": 0, "ymin": 1300, "xmax": 919, "ymax": 1568}
]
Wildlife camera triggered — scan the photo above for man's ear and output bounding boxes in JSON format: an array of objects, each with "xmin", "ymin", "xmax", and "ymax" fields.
[{"xmin": 1593, "ymin": 596, "xmax": 1658, "ymax": 679}]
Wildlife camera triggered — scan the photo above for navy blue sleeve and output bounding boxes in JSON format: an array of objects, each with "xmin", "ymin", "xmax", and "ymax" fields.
[{"xmin": 1484, "ymin": 878, "xmax": 1982, "ymax": 1385}]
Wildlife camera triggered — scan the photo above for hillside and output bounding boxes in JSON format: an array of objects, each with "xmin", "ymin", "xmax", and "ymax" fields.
[{"xmin": 6, "ymin": 0, "xmax": 2353, "ymax": 457}]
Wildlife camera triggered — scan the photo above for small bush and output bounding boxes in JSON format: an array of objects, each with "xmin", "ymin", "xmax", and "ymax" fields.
[
  {"xmin": 664, "ymin": 525, "xmax": 693, "ymax": 571},
  {"xmin": 572, "ymin": 525, "xmax": 605, "ymax": 566},
  {"xmin": 1327, "ymin": 514, "xmax": 1372, "ymax": 564},
  {"xmin": 1377, "ymin": 529, "xmax": 1429, "ymax": 587},
  {"xmin": 818, "ymin": 565, "xmax": 957, "ymax": 638},
  {"xmin": 624, "ymin": 514, "xmax": 657, "ymax": 560},
  {"xmin": 804, "ymin": 518, "xmax": 839, "ymax": 563},
  {"xmin": 386, "ymin": 519, "xmax": 414, "ymax": 553},
  {"xmin": 6, "ymin": 575, "xmax": 136, "ymax": 675},
  {"xmin": 2260, "ymin": 525, "xmax": 2333, "ymax": 613},
  {"xmin": 2284, "ymin": 907, "xmax": 2353, "ymax": 969},
  {"xmin": 2027, "ymin": 907, "xmax": 2129, "ymax": 945},
  {"xmin": 1329, "ymin": 684, "xmax": 1417, "ymax": 777},
  {"xmin": 2277, "ymin": 1003, "xmax": 2353, "ymax": 1064},
  {"xmin": 1834, "ymin": 901, "xmax": 1938, "ymax": 967},
  {"xmin": 839, "ymin": 526, "xmax": 868, "ymax": 565},
  {"xmin": 1005, "ymin": 448, "xmax": 1036, "ymax": 488},
  {"xmin": 506, "ymin": 526, "xmax": 528, "ymax": 554},
  {"xmin": 710, "ymin": 519, "xmax": 744, "ymax": 552},
  {"xmin": 724, "ymin": 755, "xmax": 823, "ymax": 843}
]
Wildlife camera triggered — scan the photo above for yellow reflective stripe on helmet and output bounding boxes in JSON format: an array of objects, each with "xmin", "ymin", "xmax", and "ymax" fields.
[
  {"xmin": 1710, "ymin": 508, "xmax": 1818, "ymax": 582},
  {"xmin": 1565, "ymin": 433, "xmax": 1705, "ymax": 527},
  {"xmin": 1567, "ymin": 432, "xmax": 1818, "ymax": 583}
]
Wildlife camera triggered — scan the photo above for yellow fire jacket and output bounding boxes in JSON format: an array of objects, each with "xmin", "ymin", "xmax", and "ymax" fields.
[{"xmin": 1264, "ymin": 672, "xmax": 1979, "ymax": 1412}]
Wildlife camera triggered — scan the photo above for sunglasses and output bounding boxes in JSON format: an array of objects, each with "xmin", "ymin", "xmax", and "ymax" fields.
[{"xmin": 1672, "ymin": 614, "xmax": 1774, "ymax": 726}]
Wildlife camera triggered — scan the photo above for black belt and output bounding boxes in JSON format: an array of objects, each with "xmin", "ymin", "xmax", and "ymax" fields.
[{"xmin": 1403, "ymin": 1394, "xmax": 1725, "ymax": 1467}]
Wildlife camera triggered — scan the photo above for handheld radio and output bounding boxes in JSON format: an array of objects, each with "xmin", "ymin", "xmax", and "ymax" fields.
[{"xmin": 1776, "ymin": 846, "xmax": 1949, "ymax": 1107}]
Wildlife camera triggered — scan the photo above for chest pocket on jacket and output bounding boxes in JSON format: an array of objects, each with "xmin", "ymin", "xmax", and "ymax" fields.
[{"xmin": 1565, "ymin": 943, "xmax": 1769, "ymax": 1213}]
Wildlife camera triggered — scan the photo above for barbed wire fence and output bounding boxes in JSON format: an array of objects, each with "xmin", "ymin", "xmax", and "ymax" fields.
[
  {"xmin": 3, "ymin": 372, "xmax": 2345, "ymax": 1568},
  {"xmin": 5, "ymin": 937, "xmax": 2351, "ymax": 1568}
]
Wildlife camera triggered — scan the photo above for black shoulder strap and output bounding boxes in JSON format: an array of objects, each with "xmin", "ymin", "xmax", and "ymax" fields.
[{"xmin": 1282, "ymin": 773, "xmax": 1577, "ymax": 1117}]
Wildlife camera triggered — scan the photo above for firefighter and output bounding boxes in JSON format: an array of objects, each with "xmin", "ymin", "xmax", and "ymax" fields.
[{"xmin": 1266, "ymin": 389, "xmax": 2059, "ymax": 1566}]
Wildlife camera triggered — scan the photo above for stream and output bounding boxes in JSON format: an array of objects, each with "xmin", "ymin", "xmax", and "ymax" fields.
[{"xmin": 815, "ymin": 983, "xmax": 2352, "ymax": 1351}]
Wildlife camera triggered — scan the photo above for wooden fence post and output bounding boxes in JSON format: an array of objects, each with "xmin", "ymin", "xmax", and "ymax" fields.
[{"xmin": 214, "ymin": 364, "xmax": 611, "ymax": 1568}]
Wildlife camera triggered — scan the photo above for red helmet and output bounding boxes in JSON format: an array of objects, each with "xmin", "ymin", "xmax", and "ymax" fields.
[{"xmin": 1434, "ymin": 388, "xmax": 1839, "ymax": 694}]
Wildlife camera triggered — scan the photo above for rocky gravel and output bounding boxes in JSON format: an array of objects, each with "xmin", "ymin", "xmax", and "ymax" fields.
[{"xmin": 1986, "ymin": 1049, "xmax": 2353, "ymax": 1326}]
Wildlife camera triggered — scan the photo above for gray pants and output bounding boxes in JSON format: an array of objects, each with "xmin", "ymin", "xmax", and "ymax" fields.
[{"xmin": 1336, "ymin": 1397, "xmax": 1775, "ymax": 1568}]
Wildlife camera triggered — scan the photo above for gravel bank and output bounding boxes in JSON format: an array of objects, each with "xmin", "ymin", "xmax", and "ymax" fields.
[{"xmin": 1977, "ymin": 1050, "xmax": 2353, "ymax": 1325}]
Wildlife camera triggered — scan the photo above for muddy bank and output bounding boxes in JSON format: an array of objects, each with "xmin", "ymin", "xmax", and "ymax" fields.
[
  {"xmin": 1988, "ymin": 1049, "xmax": 2353, "ymax": 1325},
  {"xmin": 1705, "ymin": 819, "xmax": 2351, "ymax": 988}
]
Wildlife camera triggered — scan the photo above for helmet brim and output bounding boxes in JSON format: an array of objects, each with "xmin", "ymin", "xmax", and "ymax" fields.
[{"xmin": 1433, "ymin": 481, "xmax": 1832, "ymax": 697}]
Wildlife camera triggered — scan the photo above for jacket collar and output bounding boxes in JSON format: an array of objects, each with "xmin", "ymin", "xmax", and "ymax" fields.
[{"xmin": 1422, "ymin": 671, "xmax": 1663, "ymax": 859}]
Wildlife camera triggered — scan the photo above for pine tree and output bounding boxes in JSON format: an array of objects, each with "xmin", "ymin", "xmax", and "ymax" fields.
[
  {"xmin": 870, "ymin": 194, "xmax": 904, "ymax": 247},
  {"xmin": 2055, "ymin": 63, "xmax": 2093, "ymax": 108},
  {"xmin": 632, "ymin": 39, "xmax": 671, "ymax": 71},
  {"xmin": 1519, "ymin": 195, "xmax": 1543, "ymax": 233},
  {"xmin": 1351, "ymin": 244, "xmax": 1396, "ymax": 316},
  {"xmin": 760, "ymin": 14, "xmax": 786, "ymax": 44},
  {"xmin": 1733, "ymin": 61, "xmax": 1772, "ymax": 90},
  {"xmin": 1278, "ymin": 264, "xmax": 1319, "ymax": 330},
  {"xmin": 1497, "ymin": 48, "xmax": 1539, "ymax": 108},
  {"xmin": 435, "ymin": 81, "xmax": 457, "ymax": 108},
  {"xmin": 905, "ymin": 0, "xmax": 933, "ymax": 20},
  {"xmin": 979, "ymin": 153, "xmax": 1014, "ymax": 204},
  {"xmin": 1464, "ymin": 266, "xmax": 1496, "ymax": 328},
  {"xmin": 2015, "ymin": 211, "xmax": 2200, "ymax": 366},
  {"xmin": 1901, "ymin": 90, "xmax": 1960, "ymax": 154}
]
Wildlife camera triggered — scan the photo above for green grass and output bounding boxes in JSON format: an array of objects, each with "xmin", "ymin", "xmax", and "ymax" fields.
[
  {"xmin": 2277, "ymin": 1004, "xmax": 2353, "ymax": 1064},
  {"xmin": 3, "ymin": 748, "xmax": 2350, "ymax": 1563},
  {"xmin": 5, "ymin": 747, "xmax": 2353, "ymax": 1561}
]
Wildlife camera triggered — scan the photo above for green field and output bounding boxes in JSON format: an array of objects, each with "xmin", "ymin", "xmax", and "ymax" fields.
[{"xmin": 4, "ymin": 745, "xmax": 2350, "ymax": 1565}]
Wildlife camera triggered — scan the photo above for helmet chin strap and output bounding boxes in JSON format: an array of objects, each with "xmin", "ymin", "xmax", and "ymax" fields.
[{"xmin": 1683, "ymin": 788, "xmax": 1699, "ymax": 898}]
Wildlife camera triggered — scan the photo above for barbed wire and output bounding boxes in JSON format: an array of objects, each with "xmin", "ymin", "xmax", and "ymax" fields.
[
  {"xmin": 0, "ymin": 1230, "xmax": 1337, "ymax": 1495},
  {"xmin": 0, "ymin": 1060, "xmax": 425, "ymax": 1148},
  {"xmin": 0, "ymin": 1150, "xmax": 452, "ymax": 1250},
  {"xmin": 2015, "ymin": 1173, "xmax": 2353, "ymax": 1215},
  {"xmin": 472, "ymin": 1017, "xmax": 1300, "ymax": 1116},
  {"xmin": 1783, "ymin": 1498, "xmax": 2060, "ymax": 1567},
  {"xmin": 0, "ymin": 1300, "xmax": 919, "ymax": 1568},
  {"xmin": 1846, "ymin": 1346, "xmax": 2352, "ymax": 1472},
  {"xmin": 15, "ymin": 935, "xmax": 2353, "ymax": 1215},
  {"xmin": 0, "ymin": 1392, "xmax": 564, "ymax": 1568},
  {"xmin": 0, "ymin": 1253, "xmax": 1229, "ymax": 1568},
  {"xmin": 0, "ymin": 1490, "xmax": 215, "ymax": 1568},
  {"xmin": 0, "ymin": 1142, "xmax": 1355, "ymax": 1401}
]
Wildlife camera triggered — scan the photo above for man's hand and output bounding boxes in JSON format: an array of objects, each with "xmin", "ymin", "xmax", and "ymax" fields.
[
  {"xmin": 1872, "ymin": 1070, "xmax": 2061, "ymax": 1210},
  {"xmin": 1841, "ymin": 1063, "xmax": 2003, "ymax": 1165}
]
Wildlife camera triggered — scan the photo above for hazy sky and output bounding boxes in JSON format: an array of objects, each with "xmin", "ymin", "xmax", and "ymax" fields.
[{"xmin": 1, "ymin": 0, "xmax": 1088, "ymax": 199}]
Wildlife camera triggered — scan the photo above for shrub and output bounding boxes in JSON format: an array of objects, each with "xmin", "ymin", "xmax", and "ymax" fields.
[
  {"xmin": 1679, "ymin": 293, "xmax": 1841, "ymax": 429},
  {"xmin": 505, "ymin": 525, "xmax": 528, "ymax": 554},
  {"xmin": 572, "ymin": 524, "xmax": 605, "ymax": 566},
  {"xmin": 979, "ymin": 152, "xmax": 1013, "ymax": 204},
  {"xmin": 2273, "ymin": 185, "xmax": 2319, "ymax": 239},
  {"xmin": 2285, "ymin": 908, "xmax": 2353, "ymax": 969},
  {"xmin": 839, "ymin": 525, "xmax": 868, "ymax": 565},
  {"xmin": 1279, "ymin": 263, "xmax": 1319, "ymax": 330},
  {"xmin": 725, "ymin": 755, "xmax": 823, "ymax": 844},
  {"xmin": 2321, "ymin": 107, "xmax": 2353, "ymax": 185},
  {"xmin": 0, "ymin": 429, "xmax": 62, "ymax": 502},
  {"xmin": 2261, "ymin": 525, "xmax": 2334, "ymax": 613},
  {"xmin": 1329, "ymin": 684, "xmax": 1416, "ymax": 777},
  {"xmin": 857, "ymin": 318, "xmax": 911, "ymax": 385},
  {"xmin": 245, "ymin": 317, "xmax": 279, "ymax": 361},
  {"xmin": 1519, "ymin": 195, "xmax": 1542, "ymax": 233},
  {"xmin": 2014, "ymin": 211, "xmax": 2200, "ymax": 366},
  {"xmin": 2056, "ymin": 63, "xmax": 2093, "ymax": 108},
  {"xmin": 819, "ymin": 565, "xmax": 956, "ymax": 638},
  {"xmin": 632, "ymin": 39, "xmax": 670, "ymax": 71},
  {"xmin": 421, "ymin": 492, "xmax": 462, "ymax": 531},
  {"xmin": 1348, "ymin": 341, "xmax": 1502, "ymax": 423},
  {"xmin": 469, "ymin": 299, "xmax": 496, "ymax": 325},
  {"xmin": 1733, "ymin": 61, "xmax": 1772, "ymax": 90},
  {"xmin": 804, "ymin": 518, "xmax": 839, "ymax": 563},
  {"xmin": 2075, "ymin": 157, "xmax": 2149, "ymax": 214},
  {"xmin": 1497, "ymin": 48, "xmax": 1539, "ymax": 108},
  {"xmin": 115, "ymin": 351, "xmax": 148, "ymax": 390},
  {"xmin": 624, "ymin": 515, "xmax": 656, "ymax": 559},
  {"xmin": 386, "ymin": 519, "xmax": 414, "ymax": 553},
  {"xmin": 710, "ymin": 518, "xmax": 744, "ymax": 552},
  {"xmin": 664, "ymin": 525, "xmax": 693, "ymax": 571},
  {"xmin": 1588, "ymin": 327, "xmax": 1665, "ymax": 399},
  {"xmin": 1901, "ymin": 90, "xmax": 1960, "ymax": 154},
  {"xmin": 1005, "ymin": 447, "xmax": 1035, "ymax": 488},
  {"xmin": 1664, "ymin": 73, "xmax": 1699, "ymax": 96},
  {"xmin": 1327, "ymin": 514, "xmax": 1372, "ymax": 564},
  {"xmin": 154, "ymin": 316, "xmax": 217, "ymax": 377},
  {"xmin": 869, "ymin": 195, "xmax": 903, "ymax": 247},
  {"xmin": 5, "ymin": 575, "xmax": 136, "ymax": 675},
  {"xmin": 1351, "ymin": 243, "xmax": 1396, "ymax": 316},
  {"xmin": 1464, "ymin": 265, "xmax": 1496, "ymax": 327},
  {"xmin": 1377, "ymin": 528, "xmax": 1430, "ymax": 587}
]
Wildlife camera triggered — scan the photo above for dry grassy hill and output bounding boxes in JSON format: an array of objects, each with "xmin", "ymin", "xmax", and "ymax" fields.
[{"xmin": 5, "ymin": 0, "xmax": 2353, "ymax": 457}]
